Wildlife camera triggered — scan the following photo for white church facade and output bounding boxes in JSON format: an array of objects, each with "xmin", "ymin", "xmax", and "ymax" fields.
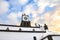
[{"xmin": 0, "ymin": 14, "xmax": 60, "ymax": 40}]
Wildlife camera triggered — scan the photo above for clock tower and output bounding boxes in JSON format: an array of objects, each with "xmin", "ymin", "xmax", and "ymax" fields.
[
  {"xmin": 22, "ymin": 14, "xmax": 29, "ymax": 21},
  {"xmin": 20, "ymin": 14, "xmax": 31, "ymax": 27}
]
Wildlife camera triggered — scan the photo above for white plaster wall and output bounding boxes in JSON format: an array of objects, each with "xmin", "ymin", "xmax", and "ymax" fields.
[{"xmin": 0, "ymin": 32, "xmax": 45, "ymax": 40}]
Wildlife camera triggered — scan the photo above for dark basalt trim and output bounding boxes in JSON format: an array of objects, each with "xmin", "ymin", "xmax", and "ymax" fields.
[
  {"xmin": 0, "ymin": 30, "xmax": 46, "ymax": 33},
  {"xmin": 0, "ymin": 24, "xmax": 40, "ymax": 28},
  {"xmin": 41, "ymin": 35, "xmax": 60, "ymax": 40}
]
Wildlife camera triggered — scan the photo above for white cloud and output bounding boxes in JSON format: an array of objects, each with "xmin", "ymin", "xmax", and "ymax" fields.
[
  {"xmin": 17, "ymin": 12, "xmax": 23, "ymax": 17},
  {"xmin": 0, "ymin": 1, "xmax": 9, "ymax": 14},
  {"xmin": 24, "ymin": 4, "xmax": 34, "ymax": 15},
  {"xmin": 7, "ymin": 12, "xmax": 20, "ymax": 25},
  {"xmin": 0, "ymin": 0, "xmax": 6, "ymax": 1},
  {"xmin": 41, "ymin": 13, "xmax": 50, "ymax": 25},
  {"xmin": 18, "ymin": 0, "xmax": 28, "ymax": 5},
  {"xmin": 43, "ymin": 5, "xmax": 60, "ymax": 32},
  {"xmin": 31, "ymin": 0, "xmax": 60, "ymax": 26},
  {"xmin": 34, "ymin": 0, "xmax": 59, "ymax": 13},
  {"xmin": 0, "ymin": 11, "xmax": 22, "ymax": 25},
  {"xmin": 31, "ymin": 17, "xmax": 40, "ymax": 26},
  {"xmin": 50, "ymin": 7, "xmax": 60, "ymax": 27},
  {"xmin": 30, "ymin": 0, "xmax": 55, "ymax": 26}
]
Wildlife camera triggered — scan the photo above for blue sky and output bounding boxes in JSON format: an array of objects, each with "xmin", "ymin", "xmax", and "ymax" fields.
[{"xmin": 0, "ymin": 0, "xmax": 60, "ymax": 32}]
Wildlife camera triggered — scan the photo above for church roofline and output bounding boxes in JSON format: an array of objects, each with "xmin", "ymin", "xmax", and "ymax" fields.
[
  {"xmin": 0, "ymin": 30, "xmax": 46, "ymax": 33},
  {"xmin": 0, "ymin": 24, "xmax": 40, "ymax": 28}
]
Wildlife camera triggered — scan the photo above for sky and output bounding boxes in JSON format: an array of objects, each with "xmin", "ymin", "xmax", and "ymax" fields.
[{"xmin": 0, "ymin": 0, "xmax": 60, "ymax": 33}]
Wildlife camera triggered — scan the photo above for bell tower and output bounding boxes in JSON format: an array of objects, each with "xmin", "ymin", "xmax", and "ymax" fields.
[{"xmin": 20, "ymin": 14, "xmax": 31, "ymax": 27}]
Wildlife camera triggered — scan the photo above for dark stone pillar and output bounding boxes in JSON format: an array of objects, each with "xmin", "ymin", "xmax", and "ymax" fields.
[
  {"xmin": 48, "ymin": 35, "xmax": 53, "ymax": 40},
  {"xmin": 33, "ymin": 36, "xmax": 37, "ymax": 40}
]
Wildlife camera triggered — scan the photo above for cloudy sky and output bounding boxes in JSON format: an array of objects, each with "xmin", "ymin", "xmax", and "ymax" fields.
[{"xmin": 0, "ymin": 0, "xmax": 60, "ymax": 33}]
